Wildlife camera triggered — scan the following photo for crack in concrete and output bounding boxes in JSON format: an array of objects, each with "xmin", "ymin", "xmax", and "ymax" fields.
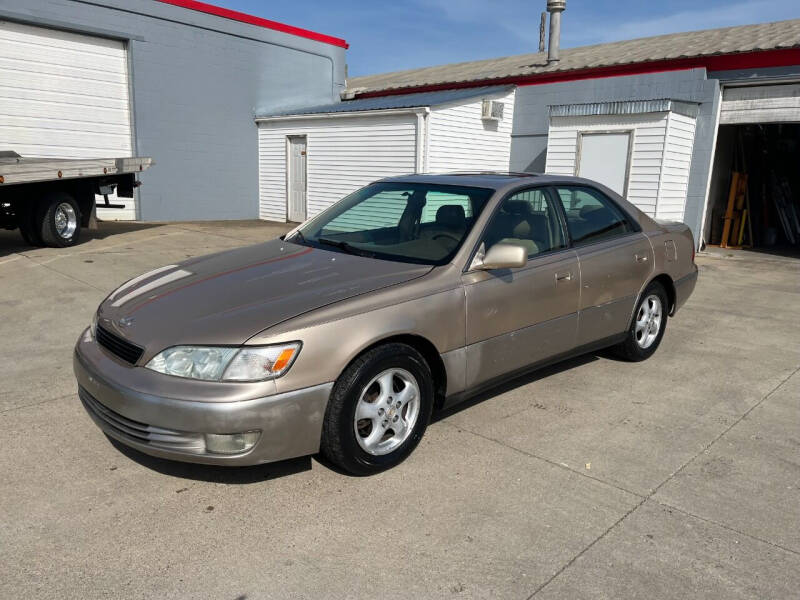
[
  {"xmin": 652, "ymin": 499, "xmax": 800, "ymax": 557},
  {"xmin": 19, "ymin": 253, "xmax": 105, "ymax": 292},
  {"xmin": 0, "ymin": 393, "xmax": 75, "ymax": 415},
  {"xmin": 439, "ymin": 420, "xmax": 643, "ymax": 500}
]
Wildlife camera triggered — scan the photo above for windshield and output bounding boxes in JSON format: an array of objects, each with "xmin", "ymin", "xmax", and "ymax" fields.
[{"xmin": 291, "ymin": 182, "xmax": 494, "ymax": 265}]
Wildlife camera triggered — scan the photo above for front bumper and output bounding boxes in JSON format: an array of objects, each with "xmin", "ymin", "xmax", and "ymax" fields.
[{"xmin": 73, "ymin": 329, "xmax": 333, "ymax": 466}]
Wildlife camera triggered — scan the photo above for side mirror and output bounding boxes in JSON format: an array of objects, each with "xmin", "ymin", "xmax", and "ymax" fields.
[{"xmin": 472, "ymin": 243, "xmax": 527, "ymax": 270}]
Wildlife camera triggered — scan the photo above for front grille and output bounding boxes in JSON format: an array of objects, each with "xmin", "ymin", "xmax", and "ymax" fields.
[
  {"xmin": 79, "ymin": 387, "xmax": 204, "ymax": 453},
  {"xmin": 96, "ymin": 324, "xmax": 144, "ymax": 365}
]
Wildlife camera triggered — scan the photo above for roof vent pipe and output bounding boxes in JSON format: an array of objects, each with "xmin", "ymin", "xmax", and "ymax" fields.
[{"xmin": 546, "ymin": 0, "xmax": 566, "ymax": 64}]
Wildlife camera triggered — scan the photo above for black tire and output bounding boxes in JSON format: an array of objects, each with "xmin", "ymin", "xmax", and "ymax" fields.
[
  {"xmin": 39, "ymin": 192, "xmax": 81, "ymax": 247},
  {"xmin": 612, "ymin": 281, "xmax": 669, "ymax": 362},
  {"xmin": 320, "ymin": 343, "xmax": 434, "ymax": 475}
]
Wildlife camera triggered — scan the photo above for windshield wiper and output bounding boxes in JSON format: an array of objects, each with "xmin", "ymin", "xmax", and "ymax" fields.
[{"xmin": 316, "ymin": 237, "xmax": 373, "ymax": 257}]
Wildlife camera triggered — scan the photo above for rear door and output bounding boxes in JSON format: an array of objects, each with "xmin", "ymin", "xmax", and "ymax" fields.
[
  {"xmin": 286, "ymin": 136, "xmax": 308, "ymax": 222},
  {"xmin": 463, "ymin": 187, "xmax": 579, "ymax": 388},
  {"xmin": 552, "ymin": 185, "xmax": 653, "ymax": 346}
]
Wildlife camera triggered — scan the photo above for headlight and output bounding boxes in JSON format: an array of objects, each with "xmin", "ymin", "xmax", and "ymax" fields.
[
  {"xmin": 90, "ymin": 313, "xmax": 98, "ymax": 338},
  {"xmin": 145, "ymin": 342, "xmax": 301, "ymax": 382}
]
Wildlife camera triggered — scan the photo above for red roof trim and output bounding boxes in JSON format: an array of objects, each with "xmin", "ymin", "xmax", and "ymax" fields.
[
  {"xmin": 353, "ymin": 48, "xmax": 800, "ymax": 99},
  {"xmin": 155, "ymin": 0, "xmax": 348, "ymax": 48}
]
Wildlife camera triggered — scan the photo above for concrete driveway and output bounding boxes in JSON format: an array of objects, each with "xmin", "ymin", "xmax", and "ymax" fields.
[{"xmin": 1, "ymin": 221, "xmax": 798, "ymax": 599}]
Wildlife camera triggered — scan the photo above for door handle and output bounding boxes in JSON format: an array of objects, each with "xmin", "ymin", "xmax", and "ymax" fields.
[
  {"xmin": 555, "ymin": 271, "xmax": 571, "ymax": 281},
  {"xmin": 635, "ymin": 254, "xmax": 648, "ymax": 262}
]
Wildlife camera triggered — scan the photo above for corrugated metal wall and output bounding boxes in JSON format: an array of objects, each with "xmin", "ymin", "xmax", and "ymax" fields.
[
  {"xmin": 258, "ymin": 113, "xmax": 418, "ymax": 222},
  {"xmin": 545, "ymin": 111, "xmax": 696, "ymax": 220},
  {"xmin": 658, "ymin": 112, "xmax": 697, "ymax": 221},
  {"xmin": 427, "ymin": 90, "xmax": 515, "ymax": 172},
  {"xmin": 510, "ymin": 69, "xmax": 721, "ymax": 245}
]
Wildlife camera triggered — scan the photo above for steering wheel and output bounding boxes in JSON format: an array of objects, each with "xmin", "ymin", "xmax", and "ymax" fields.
[{"xmin": 433, "ymin": 232, "xmax": 460, "ymax": 245}]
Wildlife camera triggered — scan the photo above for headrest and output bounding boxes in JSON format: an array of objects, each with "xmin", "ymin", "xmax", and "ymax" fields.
[
  {"xmin": 436, "ymin": 204, "xmax": 466, "ymax": 229},
  {"xmin": 580, "ymin": 205, "xmax": 606, "ymax": 220},
  {"xmin": 504, "ymin": 200, "xmax": 531, "ymax": 216}
]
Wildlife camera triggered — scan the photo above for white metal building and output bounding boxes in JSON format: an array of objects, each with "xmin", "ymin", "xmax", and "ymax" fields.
[
  {"xmin": 0, "ymin": 0, "xmax": 347, "ymax": 222},
  {"xmin": 256, "ymin": 87, "xmax": 515, "ymax": 222},
  {"xmin": 345, "ymin": 19, "xmax": 800, "ymax": 251},
  {"xmin": 544, "ymin": 100, "xmax": 698, "ymax": 222}
]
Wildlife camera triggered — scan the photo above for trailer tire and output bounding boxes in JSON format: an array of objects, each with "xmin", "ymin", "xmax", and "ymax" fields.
[{"xmin": 39, "ymin": 193, "xmax": 81, "ymax": 247}]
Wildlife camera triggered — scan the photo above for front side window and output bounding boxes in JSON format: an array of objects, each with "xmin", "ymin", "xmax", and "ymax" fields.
[
  {"xmin": 294, "ymin": 183, "xmax": 493, "ymax": 265},
  {"xmin": 554, "ymin": 186, "xmax": 631, "ymax": 246},
  {"xmin": 481, "ymin": 188, "xmax": 566, "ymax": 257}
]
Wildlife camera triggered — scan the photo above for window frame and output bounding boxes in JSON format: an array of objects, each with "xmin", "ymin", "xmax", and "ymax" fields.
[{"xmin": 549, "ymin": 184, "xmax": 641, "ymax": 249}]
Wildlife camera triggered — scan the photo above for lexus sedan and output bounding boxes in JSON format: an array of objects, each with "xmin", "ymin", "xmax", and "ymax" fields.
[{"xmin": 74, "ymin": 173, "xmax": 697, "ymax": 475}]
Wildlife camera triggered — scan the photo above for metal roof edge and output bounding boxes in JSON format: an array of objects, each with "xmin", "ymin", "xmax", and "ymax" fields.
[
  {"xmin": 255, "ymin": 107, "xmax": 430, "ymax": 123},
  {"xmin": 155, "ymin": 0, "xmax": 348, "ymax": 48},
  {"xmin": 549, "ymin": 98, "xmax": 700, "ymax": 119},
  {"xmin": 255, "ymin": 85, "xmax": 515, "ymax": 119}
]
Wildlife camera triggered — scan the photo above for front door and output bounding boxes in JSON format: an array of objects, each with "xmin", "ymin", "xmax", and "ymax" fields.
[
  {"xmin": 287, "ymin": 136, "xmax": 307, "ymax": 222},
  {"xmin": 463, "ymin": 188, "xmax": 580, "ymax": 389},
  {"xmin": 552, "ymin": 185, "xmax": 653, "ymax": 346}
]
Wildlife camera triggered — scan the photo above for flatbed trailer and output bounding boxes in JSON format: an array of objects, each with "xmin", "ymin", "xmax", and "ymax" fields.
[{"xmin": 0, "ymin": 152, "xmax": 153, "ymax": 247}]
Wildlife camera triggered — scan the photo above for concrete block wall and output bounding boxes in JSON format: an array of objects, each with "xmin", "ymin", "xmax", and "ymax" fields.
[
  {"xmin": 510, "ymin": 69, "xmax": 721, "ymax": 245},
  {"xmin": 0, "ymin": 0, "xmax": 346, "ymax": 221}
]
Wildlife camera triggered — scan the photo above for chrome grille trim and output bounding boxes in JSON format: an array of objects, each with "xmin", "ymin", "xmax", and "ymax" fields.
[{"xmin": 79, "ymin": 387, "xmax": 204, "ymax": 453}]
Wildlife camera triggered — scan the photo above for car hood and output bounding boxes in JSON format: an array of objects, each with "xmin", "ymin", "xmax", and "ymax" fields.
[{"xmin": 97, "ymin": 239, "xmax": 431, "ymax": 353}]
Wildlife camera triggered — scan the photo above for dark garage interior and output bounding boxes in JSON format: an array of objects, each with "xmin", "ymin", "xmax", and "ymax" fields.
[{"xmin": 707, "ymin": 123, "xmax": 800, "ymax": 255}]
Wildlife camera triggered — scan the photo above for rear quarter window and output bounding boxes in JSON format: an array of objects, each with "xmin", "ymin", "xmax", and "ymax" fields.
[{"xmin": 554, "ymin": 186, "xmax": 632, "ymax": 246}]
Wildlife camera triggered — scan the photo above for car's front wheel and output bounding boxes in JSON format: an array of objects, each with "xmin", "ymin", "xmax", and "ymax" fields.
[
  {"xmin": 321, "ymin": 343, "xmax": 434, "ymax": 475},
  {"xmin": 612, "ymin": 281, "xmax": 668, "ymax": 361}
]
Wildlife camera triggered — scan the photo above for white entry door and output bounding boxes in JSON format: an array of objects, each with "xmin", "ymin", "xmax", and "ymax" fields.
[
  {"xmin": 577, "ymin": 131, "xmax": 632, "ymax": 196},
  {"xmin": 287, "ymin": 136, "xmax": 307, "ymax": 222}
]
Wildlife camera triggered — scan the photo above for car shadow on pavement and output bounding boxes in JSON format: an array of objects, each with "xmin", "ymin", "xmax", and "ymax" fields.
[
  {"xmin": 107, "ymin": 436, "xmax": 313, "ymax": 483},
  {"xmin": 433, "ymin": 353, "xmax": 599, "ymax": 423}
]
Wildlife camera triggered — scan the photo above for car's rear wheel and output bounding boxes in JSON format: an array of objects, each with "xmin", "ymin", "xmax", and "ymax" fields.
[
  {"xmin": 320, "ymin": 343, "xmax": 434, "ymax": 475},
  {"xmin": 612, "ymin": 281, "xmax": 668, "ymax": 361}
]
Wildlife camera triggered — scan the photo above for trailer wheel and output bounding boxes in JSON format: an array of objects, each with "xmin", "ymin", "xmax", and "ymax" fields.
[{"xmin": 39, "ymin": 193, "xmax": 81, "ymax": 247}]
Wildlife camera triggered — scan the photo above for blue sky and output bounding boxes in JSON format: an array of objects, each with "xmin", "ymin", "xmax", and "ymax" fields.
[{"xmin": 217, "ymin": 0, "xmax": 799, "ymax": 76}]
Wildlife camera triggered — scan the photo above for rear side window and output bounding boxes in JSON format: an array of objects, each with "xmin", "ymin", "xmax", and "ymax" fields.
[{"xmin": 554, "ymin": 186, "xmax": 631, "ymax": 246}]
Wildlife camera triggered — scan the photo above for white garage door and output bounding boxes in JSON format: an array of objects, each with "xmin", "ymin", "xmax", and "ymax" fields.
[
  {"xmin": 0, "ymin": 20, "xmax": 135, "ymax": 219},
  {"xmin": 720, "ymin": 84, "xmax": 800, "ymax": 125}
]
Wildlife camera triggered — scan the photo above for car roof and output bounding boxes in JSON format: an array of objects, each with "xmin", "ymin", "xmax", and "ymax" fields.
[{"xmin": 374, "ymin": 172, "xmax": 581, "ymax": 190}]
